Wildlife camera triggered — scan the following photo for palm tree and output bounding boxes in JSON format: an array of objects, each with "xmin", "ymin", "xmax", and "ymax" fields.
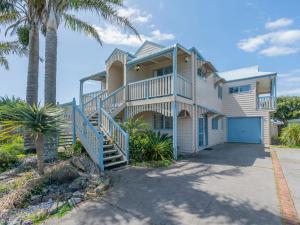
[
  {"xmin": 0, "ymin": 0, "xmax": 44, "ymax": 106},
  {"xmin": 0, "ymin": 41, "xmax": 27, "ymax": 70},
  {"xmin": 43, "ymin": 0, "xmax": 139, "ymax": 105},
  {"xmin": 0, "ymin": 102, "xmax": 64, "ymax": 175}
]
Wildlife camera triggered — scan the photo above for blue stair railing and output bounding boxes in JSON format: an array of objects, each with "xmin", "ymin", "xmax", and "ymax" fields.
[
  {"xmin": 99, "ymin": 107, "xmax": 129, "ymax": 161},
  {"xmin": 82, "ymin": 89, "xmax": 107, "ymax": 118},
  {"xmin": 102, "ymin": 86, "xmax": 125, "ymax": 114},
  {"xmin": 72, "ymin": 99, "xmax": 104, "ymax": 171}
]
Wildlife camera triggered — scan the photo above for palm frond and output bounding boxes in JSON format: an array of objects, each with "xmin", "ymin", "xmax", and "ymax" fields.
[
  {"xmin": 0, "ymin": 103, "xmax": 66, "ymax": 141},
  {"xmin": 0, "ymin": 56, "xmax": 9, "ymax": 70},
  {"xmin": 62, "ymin": 13, "xmax": 102, "ymax": 44},
  {"xmin": 68, "ymin": 0, "xmax": 140, "ymax": 39},
  {"xmin": 0, "ymin": 41, "xmax": 27, "ymax": 56}
]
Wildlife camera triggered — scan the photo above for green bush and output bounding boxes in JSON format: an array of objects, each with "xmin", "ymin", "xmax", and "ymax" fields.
[
  {"xmin": 279, "ymin": 123, "xmax": 300, "ymax": 147},
  {"xmin": 0, "ymin": 136, "xmax": 25, "ymax": 172},
  {"xmin": 122, "ymin": 118, "xmax": 173, "ymax": 163}
]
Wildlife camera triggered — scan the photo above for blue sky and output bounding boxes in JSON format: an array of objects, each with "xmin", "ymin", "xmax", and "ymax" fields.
[{"xmin": 1, "ymin": 0, "xmax": 300, "ymax": 103}]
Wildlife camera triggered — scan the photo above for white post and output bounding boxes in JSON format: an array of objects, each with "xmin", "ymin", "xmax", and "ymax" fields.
[{"xmin": 172, "ymin": 46, "xmax": 178, "ymax": 160}]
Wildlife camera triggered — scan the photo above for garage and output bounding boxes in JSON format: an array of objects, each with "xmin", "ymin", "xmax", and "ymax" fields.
[{"xmin": 227, "ymin": 117, "xmax": 262, "ymax": 144}]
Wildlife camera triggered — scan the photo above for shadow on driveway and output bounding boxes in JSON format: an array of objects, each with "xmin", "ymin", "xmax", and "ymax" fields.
[{"xmin": 46, "ymin": 144, "xmax": 281, "ymax": 225}]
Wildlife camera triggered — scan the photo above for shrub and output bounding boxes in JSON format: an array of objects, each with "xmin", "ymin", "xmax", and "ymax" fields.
[
  {"xmin": 122, "ymin": 118, "xmax": 173, "ymax": 163},
  {"xmin": 0, "ymin": 135, "xmax": 24, "ymax": 172},
  {"xmin": 43, "ymin": 164, "xmax": 80, "ymax": 185},
  {"xmin": 143, "ymin": 131, "xmax": 173, "ymax": 161},
  {"xmin": 279, "ymin": 123, "xmax": 300, "ymax": 146}
]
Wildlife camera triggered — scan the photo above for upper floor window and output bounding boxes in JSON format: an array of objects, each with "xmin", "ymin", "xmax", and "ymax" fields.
[
  {"xmin": 218, "ymin": 86, "xmax": 223, "ymax": 99},
  {"xmin": 197, "ymin": 68, "xmax": 206, "ymax": 80},
  {"xmin": 212, "ymin": 118, "xmax": 219, "ymax": 130},
  {"xmin": 154, "ymin": 66, "xmax": 173, "ymax": 77},
  {"xmin": 229, "ymin": 85, "xmax": 251, "ymax": 94},
  {"xmin": 153, "ymin": 112, "xmax": 173, "ymax": 130}
]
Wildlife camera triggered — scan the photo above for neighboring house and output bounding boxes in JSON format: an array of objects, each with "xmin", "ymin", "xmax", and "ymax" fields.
[{"xmin": 69, "ymin": 41, "xmax": 277, "ymax": 170}]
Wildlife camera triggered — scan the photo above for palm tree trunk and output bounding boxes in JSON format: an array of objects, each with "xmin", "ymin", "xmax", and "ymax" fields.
[
  {"xmin": 44, "ymin": 27, "xmax": 57, "ymax": 105},
  {"xmin": 26, "ymin": 24, "xmax": 39, "ymax": 106},
  {"xmin": 25, "ymin": 24, "xmax": 39, "ymax": 150},
  {"xmin": 36, "ymin": 134, "xmax": 44, "ymax": 175},
  {"xmin": 44, "ymin": 12, "xmax": 58, "ymax": 161}
]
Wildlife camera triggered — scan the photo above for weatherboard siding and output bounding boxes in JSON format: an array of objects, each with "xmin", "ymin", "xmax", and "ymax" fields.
[
  {"xmin": 223, "ymin": 79, "xmax": 271, "ymax": 145},
  {"xmin": 177, "ymin": 116, "xmax": 193, "ymax": 153},
  {"xmin": 135, "ymin": 43, "xmax": 163, "ymax": 57}
]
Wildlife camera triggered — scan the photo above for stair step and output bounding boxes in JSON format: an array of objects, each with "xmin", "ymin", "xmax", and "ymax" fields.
[
  {"xmin": 103, "ymin": 144, "xmax": 114, "ymax": 149},
  {"xmin": 104, "ymin": 154, "xmax": 122, "ymax": 161},
  {"xmin": 104, "ymin": 159, "xmax": 127, "ymax": 168},
  {"xmin": 104, "ymin": 149, "xmax": 118, "ymax": 154}
]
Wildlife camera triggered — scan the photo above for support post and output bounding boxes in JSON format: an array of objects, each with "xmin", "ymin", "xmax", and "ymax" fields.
[
  {"xmin": 72, "ymin": 98, "xmax": 76, "ymax": 144},
  {"xmin": 80, "ymin": 80, "xmax": 84, "ymax": 110},
  {"xmin": 172, "ymin": 46, "xmax": 178, "ymax": 160}
]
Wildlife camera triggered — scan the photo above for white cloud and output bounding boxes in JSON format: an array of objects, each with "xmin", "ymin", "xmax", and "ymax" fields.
[
  {"xmin": 238, "ymin": 29, "xmax": 300, "ymax": 52},
  {"xmin": 238, "ymin": 28, "xmax": 300, "ymax": 56},
  {"xmin": 93, "ymin": 25, "xmax": 175, "ymax": 47},
  {"xmin": 117, "ymin": 7, "xmax": 152, "ymax": 24},
  {"xmin": 259, "ymin": 46, "xmax": 300, "ymax": 57},
  {"xmin": 279, "ymin": 68, "xmax": 300, "ymax": 77},
  {"xmin": 265, "ymin": 18, "xmax": 294, "ymax": 30},
  {"xmin": 278, "ymin": 88, "xmax": 300, "ymax": 96}
]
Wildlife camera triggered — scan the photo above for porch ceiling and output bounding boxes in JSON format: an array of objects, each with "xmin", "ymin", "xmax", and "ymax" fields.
[{"xmin": 80, "ymin": 71, "xmax": 107, "ymax": 83}]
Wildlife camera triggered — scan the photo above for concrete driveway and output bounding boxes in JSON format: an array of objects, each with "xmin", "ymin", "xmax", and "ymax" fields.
[{"xmin": 46, "ymin": 144, "xmax": 281, "ymax": 225}]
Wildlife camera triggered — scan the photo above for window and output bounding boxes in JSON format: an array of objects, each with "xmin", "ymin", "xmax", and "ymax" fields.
[
  {"xmin": 154, "ymin": 66, "xmax": 173, "ymax": 77},
  {"xmin": 153, "ymin": 112, "xmax": 173, "ymax": 130},
  {"xmin": 212, "ymin": 118, "xmax": 218, "ymax": 130},
  {"xmin": 218, "ymin": 86, "xmax": 223, "ymax": 99},
  {"xmin": 197, "ymin": 68, "xmax": 206, "ymax": 80},
  {"xmin": 229, "ymin": 85, "xmax": 251, "ymax": 94}
]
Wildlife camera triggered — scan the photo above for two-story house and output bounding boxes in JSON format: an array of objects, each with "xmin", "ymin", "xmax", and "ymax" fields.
[{"xmin": 67, "ymin": 41, "xmax": 276, "ymax": 170}]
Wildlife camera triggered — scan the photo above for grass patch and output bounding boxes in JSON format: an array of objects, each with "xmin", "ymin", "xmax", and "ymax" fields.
[
  {"xmin": 273, "ymin": 145, "xmax": 300, "ymax": 149},
  {"xmin": 24, "ymin": 203, "xmax": 74, "ymax": 224},
  {"xmin": 0, "ymin": 172, "xmax": 34, "ymax": 198},
  {"xmin": 131, "ymin": 159, "xmax": 173, "ymax": 168}
]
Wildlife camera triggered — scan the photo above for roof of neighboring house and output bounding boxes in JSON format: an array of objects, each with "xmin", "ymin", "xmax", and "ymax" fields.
[{"xmin": 219, "ymin": 65, "xmax": 276, "ymax": 82}]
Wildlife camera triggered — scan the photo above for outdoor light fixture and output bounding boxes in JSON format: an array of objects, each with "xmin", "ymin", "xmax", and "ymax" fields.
[
  {"xmin": 185, "ymin": 56, "xmax": 189, "ymax": 63},
  {"xmin": 135, "ymin": 64, "xmax": 140, "ymax": 71}
]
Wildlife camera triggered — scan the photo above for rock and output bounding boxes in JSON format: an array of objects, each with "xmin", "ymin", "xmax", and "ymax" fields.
[
  {"xmin": 22, "ymin": 220, "xmax": 33, "ymax": 225},
  {"xmin": 71, "ymin": 158, "xmax": 86, "ymax": 171},
  {"xmin": 68, "ymin": 177, "xmax": 88, "ymax": 192},
  {"xmin": 72, "ymin": 191, "xmax": 84, "ymax": 198},
  {"xmin": 68, "ymin": 197, "xmax": 82, "ymax": 206},
  {"xmin": 30, "ymin": 195, "xmax": 42, "ymax": 205},
  {"xmin": 94, "ymin": 183, "xmax": 109, "ymax": 195}
]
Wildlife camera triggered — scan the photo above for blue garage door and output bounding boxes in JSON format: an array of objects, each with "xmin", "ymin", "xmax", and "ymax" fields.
[{"xmin": 227, "ymin": 117, "xmax": 262, "ymax": 144}]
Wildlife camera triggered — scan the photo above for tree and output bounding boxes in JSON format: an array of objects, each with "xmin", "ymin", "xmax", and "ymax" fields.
[
  {"xmin": 0, "ymin": 102, "xmax": 64, "ymax": 175},
  {"xmin": 0, "ymin": 41, "xmax": 27, "ymax": 70},
  {"xmin": 274, "ymin": 96, "xmax": 300, "ymax": 122},
  {"xmin": 43, "ymin": 0, "xmax": 139, "ymax": 105},
  {"xmin": 0, "ymin": 0, "xmax": 44, "ymax": 106}
]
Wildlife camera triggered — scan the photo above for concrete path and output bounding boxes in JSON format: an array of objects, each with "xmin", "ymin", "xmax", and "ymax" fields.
[
  {"xmin": 276, "ymin": 148, "xmax": 300, "ymax": 218},
  {"xmin": 45, "ymin": 144, "xmax": 281, "ymax": 225}
]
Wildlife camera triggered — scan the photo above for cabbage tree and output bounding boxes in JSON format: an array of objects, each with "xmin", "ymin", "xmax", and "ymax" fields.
[{"xmin": 0, "ymin": 103, "xmax": 64, "ymax": 175}]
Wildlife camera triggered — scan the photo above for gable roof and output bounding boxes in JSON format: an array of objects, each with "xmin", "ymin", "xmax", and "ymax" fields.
[
  {"xmin": 134, "ymin": 40, "xmax": 164, "ymax": 57},
  {"xmin": 219, "ymin": 65, "xmax": 276, "ymax": 82},
  {"xmin": 105, "ymin": 48, "xmax": 135, "ymax": 63}
]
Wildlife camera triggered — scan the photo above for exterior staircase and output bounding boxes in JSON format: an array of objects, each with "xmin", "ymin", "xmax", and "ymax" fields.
[{"xmin": 62, "ymin": 86, "xmax": 129, "ymax": 171}]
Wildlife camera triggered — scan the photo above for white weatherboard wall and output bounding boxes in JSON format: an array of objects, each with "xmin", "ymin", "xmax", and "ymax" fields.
[
  {"xmin": 135, "ymin": 42, "xmax": 163, "ymax": 57},
  {"xmin": 207, "ymin": 116, "xmax": 225, "ymax": 147},
  {"xmin": 223, "ymin": 79, "xmax": 271, "ymax": 145},
  {"xmin": 177, "ymin": 116, "xmax": 193, "ymax": 153}
]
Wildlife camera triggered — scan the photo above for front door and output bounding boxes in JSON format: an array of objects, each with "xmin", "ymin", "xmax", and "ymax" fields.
[{"xmin": 198, "ymin": 118, "xmax": 205, "ymax": 147}]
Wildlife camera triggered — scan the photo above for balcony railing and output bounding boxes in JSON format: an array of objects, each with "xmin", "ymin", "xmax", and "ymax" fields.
[
  {"xmin": 257, "ymin": 96, "xmax": 276, "ymax": 110},
  {"xmin": 127, "ymin": 74, "xmax": 192, "ymax": 101}
]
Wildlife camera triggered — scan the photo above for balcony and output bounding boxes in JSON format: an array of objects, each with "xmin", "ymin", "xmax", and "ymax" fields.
[
  {"xmin": 127, "ymin": 74, "xmax": 192, "ymax": 101},
  {"xmin": 257, "ymin": 96, "xmax": 276, "ymax": 110}
]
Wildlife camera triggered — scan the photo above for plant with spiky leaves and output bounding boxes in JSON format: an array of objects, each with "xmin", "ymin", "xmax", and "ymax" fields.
[{"xmin": 0, "ymin": 102, "xmax": 65, "ymax": 175}]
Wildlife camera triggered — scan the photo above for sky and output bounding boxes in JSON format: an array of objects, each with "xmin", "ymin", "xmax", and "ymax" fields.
[{"xmin": 1, "ymin": 0, "xmax": 300, "ymax": 104}]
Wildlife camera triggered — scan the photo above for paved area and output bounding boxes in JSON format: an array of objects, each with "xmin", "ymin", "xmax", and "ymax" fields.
[
  {"xmin": 46, "ymin": 144, "xmax": 282, "ymax": 225},
  {"xmin": 276, "ymin": 148, "xmax": 300, "ymax": 219}
]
